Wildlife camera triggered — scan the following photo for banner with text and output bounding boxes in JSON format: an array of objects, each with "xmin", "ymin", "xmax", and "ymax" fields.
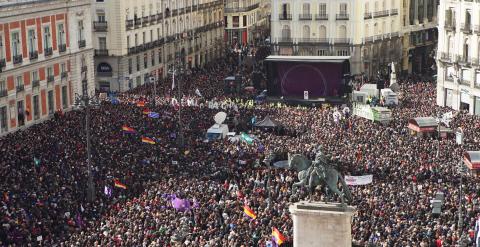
[{"xmin": 345, "ymin": 175, "xmax": 373, "ymax": 186}]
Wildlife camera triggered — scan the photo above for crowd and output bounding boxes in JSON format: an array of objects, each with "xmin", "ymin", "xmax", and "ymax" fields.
[{"xmin": 1, "ymin": 50, "xmax": 480, "ymax": 247}]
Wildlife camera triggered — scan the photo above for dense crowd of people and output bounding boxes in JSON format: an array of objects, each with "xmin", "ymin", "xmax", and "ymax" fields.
[{"xmin": 1, "ymin": 50, "xmax": 480, "ymax": 246}]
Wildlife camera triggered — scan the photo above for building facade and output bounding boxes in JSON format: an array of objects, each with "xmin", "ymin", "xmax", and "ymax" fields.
[
  {"xmin": 270, "ymin": 0, "xmax": 402, "ymax": 77},
  {"xmin": 401, "ymin": 0, "xmax": 438, "ymax": 75},
  {"xmin": 0, "ymin": 0, "xmax": 95, "ymax": 136},
  {"xmin": 224, "ymin": 0, "xmax": 268, "ymax": 46},
  {"xmin": 92, "ymin": 0, "xmax": 224, "ymax": 92},
  {"xmin": 437, "ymin": 0, "xmax": 480, "ymax": 115}
]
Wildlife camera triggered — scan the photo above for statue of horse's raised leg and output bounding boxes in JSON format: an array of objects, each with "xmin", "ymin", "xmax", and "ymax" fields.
[{"xmin": 292, "ymin": 179, "xmax": 306, "ymax": 194}]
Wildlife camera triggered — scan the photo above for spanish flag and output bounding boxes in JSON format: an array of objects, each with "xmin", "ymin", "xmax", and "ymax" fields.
[
  {"xmin": 121, "ymin": 125, "xmax": 136, "ymax": 133},
  {"xmin": 142, "ymin": 108, "xmax": 151, "ymax": 115},
  {"xmin": 243, "ymin": 205, "xmax": 257, "ymax": 220},
  {"xmin": 141, "ymin": 137, "xmax": 156, "ymax": 144},
  {"xmin": 114, "ymin": 180, "xmax": 127, "ymax": 190},
  {"xmin": 272, "ymin": 227, "xmax": 286, "ymax": 246}
]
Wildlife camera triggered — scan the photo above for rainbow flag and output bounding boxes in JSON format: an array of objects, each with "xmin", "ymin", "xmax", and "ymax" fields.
[
  {"xmin": 114, "ymin": 180, "xmax": 127, "ymax": 190},
  {"xmin": 243, "ymin": 205, "xmax": 257, "ymax": 220},
  {"xmin": 121, "ymin": 125, "xmax": 136, "ymax": 133},
  {"xmin": 142, "ymin": 108, "xmax": 151, "ymax": 115},
  {"xmin": 141, "ymin": 137, "xmax": 156, "ymax": 144},
  {"xmin": 272, "ymin": 227, "xmax": 286, "ymax": 246}
]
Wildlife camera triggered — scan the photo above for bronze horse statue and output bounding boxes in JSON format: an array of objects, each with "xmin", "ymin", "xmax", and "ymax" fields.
[{"xmin": 288, "ymin": 153, "xmax": 353, "ymax": 205}]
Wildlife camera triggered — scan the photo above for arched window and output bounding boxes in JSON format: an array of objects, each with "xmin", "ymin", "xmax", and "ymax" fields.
[
  {"xmin": 303, "ymin": 3, "xmax": 310, "ymax": 14},
  {"xmin": 319, "ymin": 25, "xmax": 327, "ymax": 39},
  {"xmin": 374, "ymin": 23, "xmax": 378, "ymax": 35},
  {"xmin": 448, "ymin": 36, "xmax": 454, "ymax": 55},
  {"xmin": 282, "ymin": 25, "xmax": 291, "ymax": 39},
  {"xmin": 338, "ymin": 25, "xmax": 347, "ymax": 39},
  {"xmin": 391, "ymin": 20, "xmax": 395, "ymax": 32},
  {"xmin": 464, "ymin": 39, "xmax": 470, "ymax": 58},
  {"xmin": 303, "ymin": 25, "xmax": 310, "ymax": 40}
]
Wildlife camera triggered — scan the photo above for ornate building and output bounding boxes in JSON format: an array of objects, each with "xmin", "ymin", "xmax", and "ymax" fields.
[
  {"xmin": 0, "ymin": 0, "xmax": 94, "ymax": 135},
  {"xmin": 437, "ymin": 0, "xmax": 480, "ymax": 115},
  {"xmin": 223, "ymin": 0, "xmax": 269, "ymax": 46},
  {"xmin": 270, "ymin": 0, "xmax": 403, "ymax": 77},
  {"xmin": 92, "ymin": 0, "xmax": 224, "ymax": 92}
]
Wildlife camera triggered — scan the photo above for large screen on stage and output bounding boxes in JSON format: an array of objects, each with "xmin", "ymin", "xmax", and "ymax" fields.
[{"xmin": 266, "ymin": 59, "xmax": 348, "ymax": 98}]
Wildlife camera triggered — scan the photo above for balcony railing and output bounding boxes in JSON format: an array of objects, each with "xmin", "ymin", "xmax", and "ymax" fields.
[
  {"xmin": 172, "ymin": 9, "xmax": 178, "ymax": 17},
  {"xmin": 29, "ymin": 51, "xmax": 38, "ymax": 60},
  {"xmin": 150, "ymin": 15, "xmax": 157, "ymax": 24},
  {"xmin": 474, "ymin": 25, "xmax": 480, "ymax": 34},
  {"xmin": 156, "ymin": 13, "xmax": 163, "ymax": 21},
  {"xmin": 13, "ymin": 54, "xmax": 23, "ymax": 65},
  {"xmin": 444, "ymin": 21, "xmax": 456, "ymax": 31},
  {"xmin": 95, "ymin": 49, "xmax": 109, "ymax": 56},
  {"xmin": 315, "ymin": 14, "xmax": 328, "ymax": 20},
  {"xmin": 61, "ymin": 72, "xmax": 68, "ymax": 79},
  {"xmin": 94, "ymin": 21, "xmax": 108, "ymax": 32},
  {"xmin": 458, "ymin": 56, "xmax": 471, "ymax": 65},
  {"xmin": 299, "ymin": 14, "xmax": 312, "ymax": 20},
  {"xmin": 128, "ymin": 47, "xmax": 137, "ymax": 55},
  {"xmin": 47, "ymin": 75, "xmax": 55, "ymax": 82},
  {"xmin": 334, "ymin": 38, "xmax": 350, "ymax": 44},
  {"xmin": 364, "ymin": 36, "xmax": 374, "ymax": 43},
  {"xmin": 297, "ymin": 38, "xmax": 329, "ymax": 44},
  {"xmin": 279, "ymin": 14, "xmax": 292, "ymax": 20},
  {"xmin": 32, "ymin": 80, "xmax": 40, "ymax": 88},
  {"xmin": 439, "ymin": 52, "xmax": 452, "ymax": 62},
  {"xmin": 277, "ymin": 37, "xmax": 293, "ymax": 43},
  {"xmin": 0, "ymin": 89, "xmax": 7, "ymax": 98},
  {"xmin": 126, "ymin": 20, "xmax": 134, "ymax": 30},
  {"xmin": 373, "ymin": 10, "xmax": 389, "ymax": 18},
  {"xmin": 336, "ymin": 13, "xmax": 349, "ymax": 20},
  {"xmin": 44, "ymin": 47, "xmax": 53, "ymax": 56},
  {"xmin": 134, "ymin": 18, "xmax": 141, "ymax": 28},
  {"xmin": 16, "ymin": 85, "xmax": 25, "ymax": 93},
  {"xmin": 224, "ymin": 3, "xmax": 259, "ymax": 13},
  {"xmin": 78, "ymin": 40, "xmax": 86, "ymax": 48},
  {"xmin": 364, "ymin": 12, "xmax": 372, "ymax": 19},
  {"xmin": 0, "ymin": 58, "xmax": 5, "ymax": 68},
  {"xmin": 460, "ymin": 79, "xmax": 471, "ymax": 86},
  {"xmin": 142, "ymin": 17, "xmax": 149, "ymax": 26},
  {"xmin": 471, "ymin": 57, "xmax": 479, "ymax": 66},
  {"xmin": 390, "ymin": 9, "xmax": 398, "ymax": 15},
  {"xmin": 59, "ymin": 44, "xmax": 67, "ymax": 53},
  {"xmin": 461, "ymin": 23, "xmax": 472, "ymax": 34}
]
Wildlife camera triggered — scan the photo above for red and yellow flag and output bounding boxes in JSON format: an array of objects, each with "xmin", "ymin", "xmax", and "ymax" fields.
[
  {"xmin": 114, "ymin": 180, "xmax": 127, "ymax": 190},
  {"xmin": 272, "ymin": 227, "xmax": 286, "ymax": 246},
  {"xmin": 243, "ymin": 205, "xmax": 257, "ymax": 220},
  {"xmin": 141, "ymin": 137, "xmax": 156, "ymax": 144}
]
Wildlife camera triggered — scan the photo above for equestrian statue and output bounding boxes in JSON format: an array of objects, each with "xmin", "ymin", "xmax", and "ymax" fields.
[{"xmin": 287, "ymin": 146, "xmax": 353, "ymax": 205}]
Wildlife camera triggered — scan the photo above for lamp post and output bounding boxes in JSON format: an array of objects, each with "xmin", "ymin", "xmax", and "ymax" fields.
[
  {"xmin": 73, "ymin": 88, "xmax": 100, "ymax": 202},
  {"xmin": 457, "ymin": 160, "xmax": 469, "ymax": 246},
  {"xmin": 168, "ymin": 53, "xmax": 185, "ymax": 148}
]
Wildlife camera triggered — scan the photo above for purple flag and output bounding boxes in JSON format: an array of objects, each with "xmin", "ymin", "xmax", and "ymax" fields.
[{"xmin": 104, "ymin": 186, "xmax": 112, "ymax": 197}]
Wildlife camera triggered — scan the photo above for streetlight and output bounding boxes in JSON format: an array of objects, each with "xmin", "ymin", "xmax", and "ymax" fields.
[
  {"xmin": 457, "ymin": 160, "xmax": 469, "ymax": 246},
  {"xmin": 73, "ymin": 89, "xmax": 100, "ymax": 202},
  {"xmin": 168, "ymin": 52, "xmax": 185, "ymax": 148}
]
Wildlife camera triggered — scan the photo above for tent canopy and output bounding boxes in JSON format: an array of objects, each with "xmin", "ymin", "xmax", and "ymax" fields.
[
  {"xmin": 255, "ymin": 116, "xmax": 282, "ymax": 128},
  {"xmin": 465, "ymin": 151, "xmax": 480, "ymax": 164},
  {"xmin": 409, "ymin": 117, "xmax": 438, "ymax": 128}
]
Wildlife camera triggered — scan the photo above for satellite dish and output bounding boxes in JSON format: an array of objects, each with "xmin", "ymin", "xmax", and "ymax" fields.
[{"xmin": 214, "ymin": 112, "xmax": 227, "ymax": 125}]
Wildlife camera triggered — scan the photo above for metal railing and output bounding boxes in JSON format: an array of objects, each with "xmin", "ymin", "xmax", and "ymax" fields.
[
  {"xmin": 29, "ymin": 51, "xmax": 38, "ymax": 60},
  {"xmin": 279, "ymin": 14, "xmax": 292, "ymax": 20},
  {"xmin": 297, "ymin": 38, "xmax": 329, "ymax": 44},
  {"xmin": 78, "ymin": 40, "xmax": 86, "ymax": 48},
  {"xmin": 0, "ymin": 58, "xmax": 5, "ymax": 68},
  {"xmin": 32, "ymin": 80, "xmax": 40, "ymax": 88},
  {"xmin": 13, "ymin": 54, "xmax": 23, "ymax": 65},
  {"xmin": 333, "ymin": 38, "xmax": 350, "ymax": 44},
  {"xmin": 277, "ymin": 37, "xmax": 293, "ymax": 43},
  {"xmin": 47, "ymin": 75, "xmax": 55, "ymax": 82},
  {"xmin": 461, "ymin": 23, "xmax": 472, "ymax": 34},
  {"xmin": 157, "ymin": 13, "xmax": 163, "ymax": 21},
  {"xmin": 439, "ymin": 52, "xmax": 452, "ymax": 62},
  {"xmin": 150, "ymin": 16, "xmax": 157, "ymax": 24},
  {"xmin": 364, "ymin": 12, "xmax": 372, "ymax": 19},
  {"xmin": 373, "ymin": 10, "xmax": 389, "ymax": 18},
  {"xmin": 134, "ymin": 18, "xmax": 141, "ymax": 27},
  {"xmin": 61, "ymin": 72, "xmax": 68, "ymax": 79},
  {"xmin": 128, "ymin": 47, "xmax": 137, "ymax": 55},
  {"xmin": 44, "ymin": 47, "xmax": 53, "ymax": 56},
  {"xmin": 59, "ymin": 44, "xmax": 67, "ymax": 53},
  {"xmin": 364, "ymin": 36, "xmax": 374, "ymax": 43},
  {"xmin": 16, "ymin": 85, "xmax": 25, "ymax": 92},
  {"xmin": 336, "ymin": 13, "xmax": 349, "ymax": 20},
  {"xmin": 81, "ymin": 66, "xmax": 88, "ymax": 72},
  {"xmin": 95, "ymin": 49, "xmax": 109, "ymax": 56},
  {"xmin": 224, "ymin": 3, "xmax": 259, "ymax": 13},
  {"xmin": 315, "ymin": 14, "xmax": 328, "ymax": 20},
  {"xmin": 390, "ymin": 9, "xmax": 398, "ymax": 15},
  {"xmin": 126, "ymin": 20, "xmax": 134, "ymax": 29},
  {"xmin": 444, "ymin": 21, "xmax": 456, "ymax": 31},
  {"xmin": 0, "ymin": 89, "xmax": 7, "ymax": 97},
  {"xmin": 142, "ymin": 17, "xmax": 149, "ymax": 26},
  {"xmin": 93, "ymin": 21, "xmax": 108, "ymax": 32},
  {"xmin": 299, "ymin": 14, "xmax": 312, "ymax": 20}
]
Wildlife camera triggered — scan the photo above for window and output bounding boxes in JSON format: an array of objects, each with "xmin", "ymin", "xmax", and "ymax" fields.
[
  {"xmin": 61, "ymin": 63, "xmax": 66, "ymax": 74},
  {"xmin": 144, "ymin": 53, "xmax": 148, "ymax": 69},
  {"xmin": 136, "ymin": 55, "xmax": 140, "ymax": 71},
  {"xmin": 17, "ymin": 101, "xmax": 24, "ymax": 127},
  {"xmin": 32, "ymin": 71, "xmax": 39, "ymax": 82},
  {"xmin": 58, "ymin": 24, "xmax": 65, "ymax": 46},
  {"xmin": 98, "ymin": 14, "xmax": 106, "ymax": 22},
  {"xmin": 47, "ymin": 67, "xmax": 54, "ymax": 77},
  {"xmin": 281, "ymin": 25, "xmax": 291, "ymax": 39},
  {"xmin": 135, "ymin": 34, "xmax": 138, "ymax": 46},
  {"xmin": 99, "ymin": 37, "xmax": 107, "ymax": 50},
  {"xmin": 47, "ymin": 90, "xmax": 54, "ymax": 114},
  {"xmin": 62, "ymin": 86, "xmax": 68, "ymax": 109},
  {"xmin": 11, "ymin": 32, "xmax": 21, "ymax": 57},
  {"xmin": 303, "ymin": 3, "xmax": 310, "ymax": 15},
  {"xmin": 0, "ymin": 80, "xmax": 5, "ymax": 92},
  {"xmin": 43, "ymin": 26, "xmax": 51, "ymax": 49},
  {"xmin": 16, "ymin": 76, "xmax": 23, "ymax": 88},
  {"xmin": 158, "ymin": 49, "xmax": 162, "ymax": 63},
  {"xmin": 340, "ymin": 3, "xmax": 348, "ymax": 14},
  {"xmin": 0, "ymin": 106, "xmax": 7, "ymax": 133},
  {"xmin": 151, "ymin": 50, "xmax": 155, "ymax": 66},
  {"xmin": 0, "ymin": 34, "xmax": 4, "ymax": 60},
  {"xmin": 78, "ymin": 20, "xmax": 84, "ymax": 41},
  {"xmin": 319, "ymin": 3, "xmax": 326, "ymax": 15},
  {"xmin": 143, "ymin": 32, "xmax": 146, "ymax": 44},
  {"xmin": 233, "ymin": 16, "xmax": 239, "ymax": 28},
  {"xmin": 128, "ymin": 58, "xmax": 133, "ymax": 74},
  {"xmin": 33, "ymin": 95, "xmax": 40, "ymax": 120},
  {"xmin": 150, "ymin": 30, "xmax": 153, "ymax": 43},
  {"xmin": 243, "ymin": 16, "xmax": 247, "ymax": 27},
  {"xmin": 157, "ymin": 28, "xmax": 161, "ymax": 40},
  {"xmin": 28, "ymin": 29, "xmax": 36, "ymax": 53}
]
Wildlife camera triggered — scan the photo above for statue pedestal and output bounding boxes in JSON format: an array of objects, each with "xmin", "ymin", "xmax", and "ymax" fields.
[{"xmin": 289, "ymin": 201, "xmax": 355, "ymax": 247}]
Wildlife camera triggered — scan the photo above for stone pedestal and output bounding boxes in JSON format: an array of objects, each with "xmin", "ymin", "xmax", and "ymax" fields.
[{"xmin": 289, "ymin": 201, "xmax": 355, "ymax": 247}]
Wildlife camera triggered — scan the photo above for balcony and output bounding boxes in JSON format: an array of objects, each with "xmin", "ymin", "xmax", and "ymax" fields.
[
  {"xmin": 150, "ymin": 16, "xmax": 157, "ymax": 24},
  {"xmin": 134, "ymin": 18, "xmax": 141, "ymax": 28},
  {"xmin": 470, "ymin": 57, "xmax": 479, "ymax": 66},
  {"xmin": 279, "ymin": 14, "xmax": 292, "ymax": 20},
  {"xmin": 390, "ymin": 9, "xmax": 398, "ymax": 15},
  {"xmin": 61, "ymin": 72, "xmax": 68, "ymax": 79},
  {"xmin": 128, "ymin": 47, "xmax": 137, "ymax": 55},
  {"xmin": 32, "ymin": 80, "xmax": 40, "ymax": 88},
  {"xmin": 277, "ymin": 37, "xmax": 293, "ymax": 43},
  {"xmin": 172, "ymin": 9, "xmax": 178, "ymax": 17},
  {"xmin": 364, "ymin": 12, "xmax": 372, "ymax": 19},
  {"xmin": 95, "ymin": 49, "xmax": 109, "ymax": 56},
  {"xmin": 59, "ymin": 44, "xmax": 67, "ymax": 53},
  {"xmin": 126, "ymin": 20, "xmax": 134, "ymax": 30},
  {"xmin": 439, "ymin": 52, "xmax": 452, "ymax": 62},
  {"xmin": 299, "ymin": 14, "xmax": 312, "ymax": 20},
  {"xmin": 461, "ymin": 23, "xmax": 472, "ymax": 34},
  {"xmin": 0, "ymin": 58, "xmax": 5, "ymax": 68},
  {"xmin": 81, "ymin": 66, "xmax": 87, "ymax": 72},
  {"xmin": 336, "ymin": 13, "xmax": 349, "ymax": 20},
  {"xmin": 225, "ymin": 3, "xmax": 259, "ymax": 13},
  {"xmin": 373, "ymin": 10, "xmax": 389, "ymax": 18},
  {"xmin": 315, "ymin": 14, "xmax": 328, "ymax": 20},
  {"xmin": 334, "ymin": 38, "xmax": 350, "ymax": 44},
  {"xmin": 78, "ymin": 40, "xmax": 86, "ymax": 48},
  {"xmin": 458, "ymin": 56, "xmax": 471, "ymax": 66},
  {"xmin": 44, "ymin": 47, "xmax": 53, "ymax": 56},
  {"xmin": 364, "ymin": 36, "xmax": 374, "ymax": 43},
  {"xmin": 93, "ymin": 21, "xmax": 108, "ymax": 32},
  {"xmin": 460, "ymin": 79, "xmax": 471, "ymax": 86},
  {"xmin": 137, "ymin": 44, "xmax": 145, "ymax": 52},
  {"xmin": 297, "ymin": 38, "xmax": 329, "ymax": 44},
  {"xmin": 0, "ymin": 89, "xmax": 7, "ymax": 98},
  {"xmin": 474, "ymin": 25, "xmax": 480, "ymax": 34},
  {"xmin": 47, "ymin": 75, "xmax": 55, "ymax": 83},
  {"xmin": 29, "ymin": 51, "xmax": 38, "ymax": 60},
  {"xmin": 16, "ymin": 85, "xmax": 25, "ymax": 93},
  {"xmin": 13, "ymin": 54, "xmax": 23, "ymax": 65},
  {"xmin": 156, "ymin": 13, "xmax": 163, "ymax": 21},
  {"xmin": 444, "ymin": 21, "xmax": 456, "ymax": 31},
  {"xmin": 142, "ymin": 17, "xmax": 149, "ymax": 27}
]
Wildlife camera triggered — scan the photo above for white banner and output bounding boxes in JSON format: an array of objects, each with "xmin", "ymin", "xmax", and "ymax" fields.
[{"xmin": 345, "ymin": 175, "xmax": 373, "ymax": 186}]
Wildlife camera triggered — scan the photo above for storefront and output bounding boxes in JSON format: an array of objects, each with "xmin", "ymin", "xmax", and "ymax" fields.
[
  {"xmin": 460, "ymin": 89, "xmax": 470, "ymax": 111},
  {"xmin": 464, "ymin": 151, "xmax": 480, "ymax": 176}
]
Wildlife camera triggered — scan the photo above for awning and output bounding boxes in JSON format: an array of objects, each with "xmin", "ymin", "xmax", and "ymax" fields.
[
  {"xmin": 255, "ymin": 116, "xmax": 282, "ymax": 128},
  {"xmin": 408, "ymin": 117, "xmax": 437, "ymax": 132},
  {"xmin": 464, "ymin": 151, "xmax": 480, "ymax": 170}
]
